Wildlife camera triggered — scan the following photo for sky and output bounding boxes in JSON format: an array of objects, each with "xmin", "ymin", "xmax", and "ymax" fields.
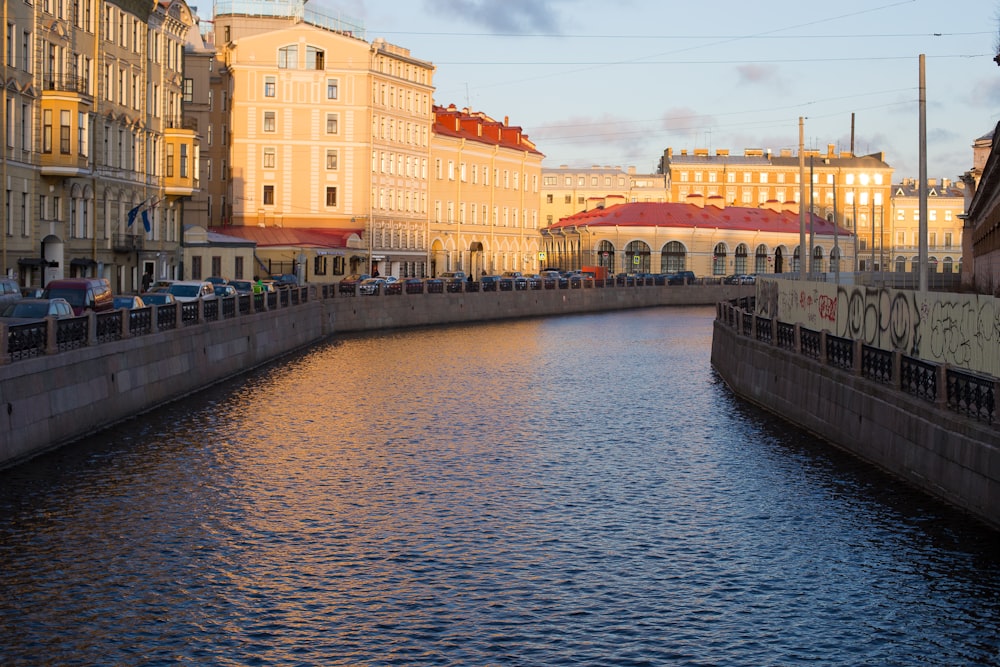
[{"xmin": 312, "ymin": 0, "xmax": 1000, "ymax": 181}]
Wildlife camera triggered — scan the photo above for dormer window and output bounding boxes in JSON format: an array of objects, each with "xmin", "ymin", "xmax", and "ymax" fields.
[
  {"xmin": 278, "ymin": 45, "xmax": 297, "ymax": 69},
  {"xmin": 306, "ymin": 46, "xmax": 324, "ymax": 70}
]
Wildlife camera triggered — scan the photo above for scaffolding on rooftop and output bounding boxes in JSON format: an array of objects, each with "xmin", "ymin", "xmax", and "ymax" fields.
[{"xmin": 212, "ymin": 0, "xmax": 366, "ymax": 39}]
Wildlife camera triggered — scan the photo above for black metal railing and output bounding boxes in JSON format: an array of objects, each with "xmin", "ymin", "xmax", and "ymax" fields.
[
  {"xmin": 826, "ymin": 334, "xmax": 854, "ymax": 371},
  {"xmin": 719, "ymin": 297, "xmax": 999, "ymax": 430},
  {"xmin": 946, "ymin": 368, "xmax": 995, "ymax": 424}
]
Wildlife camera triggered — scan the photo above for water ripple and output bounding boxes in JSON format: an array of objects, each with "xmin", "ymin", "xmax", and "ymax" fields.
[{"xmin": 0, "ymin": 307, "xmax": 998, "ymax": 666}]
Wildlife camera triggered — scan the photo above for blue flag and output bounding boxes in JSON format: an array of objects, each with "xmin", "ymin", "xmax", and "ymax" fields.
[
  {"xmin": 127, "ymin": 204, "xmax": 141, "ymax": 228},
  {"xmin": 142, "ymin": 209, "xmax": 151, "ymax": 233}
]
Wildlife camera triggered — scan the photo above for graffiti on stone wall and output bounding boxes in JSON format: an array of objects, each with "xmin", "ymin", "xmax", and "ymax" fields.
[{"xmin": 758, "ymin": 278, "xmax": 1000, "ymax": 377}]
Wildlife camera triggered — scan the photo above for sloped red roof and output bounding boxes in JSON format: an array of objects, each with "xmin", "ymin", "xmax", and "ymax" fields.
[
  {"xmin": 433, "ymin": 105, "xmax": 544, "ymax": 156},
  {"xmin": 549, "ymin": 202, "xmax": 853, "ymax": 236},
  {"xmin": 206, "ymin": 226, "xmax": 364, "ymax": 248}
]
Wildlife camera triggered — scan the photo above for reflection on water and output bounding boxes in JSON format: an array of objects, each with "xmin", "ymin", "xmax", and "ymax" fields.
[{"xmin": 0, "ymin": 306, "xmax": 998, "ymax": 666}]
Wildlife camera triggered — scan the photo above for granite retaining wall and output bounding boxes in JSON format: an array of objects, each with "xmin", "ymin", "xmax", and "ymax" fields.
[{"xmin": 710, "ymin": 314, "xmax": 1000, "ymax": 531}]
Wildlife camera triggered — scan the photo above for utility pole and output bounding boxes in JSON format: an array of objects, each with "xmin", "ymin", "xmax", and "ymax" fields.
[
  {"xmin": 799, "ymin": 117, "xmax": 806, "ymax": 280},
  {"xmin": 918, "ymin": 54, "xmax": 928, "ymax": 293}
]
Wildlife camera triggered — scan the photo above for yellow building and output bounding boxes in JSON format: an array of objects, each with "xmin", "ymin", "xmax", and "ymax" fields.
[
  {"xmin": 540, "ymin": 165, "xmax": 669, "ymax": 229},
  {"xmin": 660, "ymin": 145, "xmax": 894, "ymax": 272},
  {"xmin": 0, "ymin": 0, "xmax": 198, "ymax": 292},
  {"xmin": 182, "ymin": 224, "xmax": 255, "ymax": 281},
  {"xmin": 1, "ymin": 0, "xmax": 37, "ymax": 283},
  {"xmin": 205, "ymin": 2, "xmax": 434, "ymax": 282},
  {"xmin": 429, "ymin": 104, "xmax": 544, "ymax": 277},
  {"xmin": 889, "ymin": 178, "xmax": 966, "ymax": 278},
  {"xmin": 542, "ymin": 199, "xmax": 854, "ymax": 278}
]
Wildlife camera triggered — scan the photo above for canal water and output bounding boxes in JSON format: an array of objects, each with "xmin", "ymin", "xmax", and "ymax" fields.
[{"xmin": 0, "ymin": 306, "xmax": 998, "ymax": 666}]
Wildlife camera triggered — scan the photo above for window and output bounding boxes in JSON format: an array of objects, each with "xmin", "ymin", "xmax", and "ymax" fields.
[
  {"xmin": 325, "ymin": 78, "xmax": 339, "ymax": 100},
  {"xmin": 180, "ymin": 144, "xmax": 188, "ymax": 178},
  {"xmin": 182, "ymin": 78, "xmax": 192, "ymax": 102},
  {"xmin": 263, "ymin": 147, "xmax": 275, "ymax": 168},
  {"xmin": 314, "ymin": 255, "xmax": 327, "ymax": 276},
  {"xmin": 278, "ymin": 45, "xmax": 297, "ymax": 69},
  {"xmin": 325, "ymin": 149, "xmax": 337, "ymax": 170},
  {"xmin": 42, "ymin": 109, "xmax": 52, "ymax": 153},
  {"xmin": 205, "ymin": 157, "xmax": 212, "ymax": 180},
  {"xmin": 262, "ymin": 184, "xmax": 274, "ymax": 205},
  {"xmin": 263, "ymin": 111, "xmax": 275, "ymax": 132},
  {"xmin": 325, "ymin": 113, "xmax": 338, "ymax": 135},
  {"xmin": 264, "ymin": 76, "xmax": 275, "ymax": 97},
  {"xmin": 59, "ymin": 110, "xmax": 71, "ymax": 153},
  {"xmin": 307, "ymin": 46, "xmax": 324, "ymax": 69},
  {"xmin": 191, "ymin": 256, "xmax": 202, "ymax": 280},
  {"xmin": 325, "ymin": 187, "xmax": 337, "ymax": 206},
  {"xmin": 165, "ymin": 143, "xmax": 174, "ymax": 177},
  {"xmin": 234, "ymin": 256, "xmax": 244, "ymax": 280}
]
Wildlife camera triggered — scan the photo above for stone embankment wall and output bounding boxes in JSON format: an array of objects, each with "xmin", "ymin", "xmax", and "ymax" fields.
[
  {"xmin": 0, "ymin": 300, "xmax": 333, "ymax": 468},
  {"xmin": 711, "ymin": 310, "xmax": 999, "ymax": 532},
  {"xmin": 0, "ymin": 283, "xmax": 751, "ymax": 469},
  {"xmin": 327, "ymin": 283, "xmax": 738, "ymax": 332}
]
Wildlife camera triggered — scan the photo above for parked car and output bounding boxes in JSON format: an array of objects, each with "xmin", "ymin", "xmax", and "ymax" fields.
[
  {"xmin": 439, "ymin": 271, "xmax": 466, "ymax": 281},
  {"xmin": 166, "ymin": 280, "xmax": 216, "ymax": 303},
  {"xmin": 0, "ymin": 277, "xmax": 21, "ymax": 307},
  {"xmin": 229, "ymin": 280, "xmax": 254, "ymax": 295},
  {"xmin": 41, "ymin": 277, "xmax": 114, "ymax": 315},
  {"xmin": 667, "ymin": 271, "xmax": 696, "ymax": 285},
  {"xmin": 480, "ymin": 275, "xmax": 501, "ymax": 291},
  {"xmin": 270, "ymin": 273, "xmax": 299, "ymax": 287},
  {"xmin": 338, "ymin": 274, "xmax": 370, "ymax": 294},
  {"xmin": 19, "ymin": 286, "xmax": 44, "ymax": 299},
  {"xmin": 358, "ymin": 277, "xmax": 387, "ymax": 295},
  {"xmin": 139, "ymin": 292, "xmax": 177, "ymax": 306},
  {"xmin": 113, "ymin": 295, "xmax": 147, "ymax": 310},
  {"xmin": 205, "ymin": 276, "xmax": 229, "ymax": 286},
  {"xmin": 0, "ymin": 298, "xmax": 74, "ymax": 323},
  {"xmin": 739, "ymin": 274, "xmax": 756, "ymax": 284},
  {"xmin": 213, "ymin": 284, "xmax": 238, "ymax": 298},
  {"xmin": 501, "ymin": 271, "xmax": 528, "ymax": 290},
  {"xmin": 149, "ymin": 279, "xmax": 176, "ymax": 292}
]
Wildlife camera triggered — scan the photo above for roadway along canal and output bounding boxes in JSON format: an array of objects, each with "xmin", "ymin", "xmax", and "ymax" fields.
[{"xmin": 0, "ymin": 305, "xmax": 997, "ymax": 665}]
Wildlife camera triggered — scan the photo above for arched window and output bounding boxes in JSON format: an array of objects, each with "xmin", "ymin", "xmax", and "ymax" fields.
[
  {"xmin": 713, "ymin": 243, "xmax": 727, "ymax": 276},
  {"xmin": 792, "ymin": 246, "xmax": 801, "ymax": 273},
  {"xmin": 942, "ymin": 256, "xmax": 954, "ymax": 273},
  {"xmin": 625, "ymin": 240, "xmax": 651, "ymax": 274},
  {"xmin": 661, "ymin": 241, "xmax": 686, "ymax": 273},
  {"xmin": 895, "ymin": 256, "xmax": 906, "ymax": 273},
  {"xmin": 830, "ymin": 246, "xmax": 841, "ymax": 275},
  {"xmin": 734, "ymin": 243, "xmax": 749, "ymax": 274},
  {"xmin": 278, "ymin": 45, "xmax": 298, "ymax": 69},
  {"xmin": 929, "ymin": 256, "xmax": 938, "ymax": 273},
  {"xmin": 812, "ymin": 246, "xmax": 824, "ymax": 274},
  {"xmin": 597, "ymin": 240, "xmax": 615, "ymax": 274},
  {"xmin": 754, "ymin": 244, "xmax": 768, "ymax": 274}
]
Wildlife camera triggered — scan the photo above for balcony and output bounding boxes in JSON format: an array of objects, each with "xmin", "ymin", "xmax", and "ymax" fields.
[
  {"xmin": 112, "ymin": 234, "xmax": 144, "ymax": 253},
  {"xmin": 39, "ymin": 81, "xmax": 93, "ymax": 177},
  {"xmin": 163, "ymin": 127, "xmax": 200, "ymax": 197}
]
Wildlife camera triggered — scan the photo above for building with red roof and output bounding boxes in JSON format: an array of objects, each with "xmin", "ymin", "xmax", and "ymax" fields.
[
  {"xmin": 429, "ymin": 105, "xmax": 545, "ymax": 277},
  {"xmin": 541, "ymin": 200, "xmax": 854, "ymax": 277}
]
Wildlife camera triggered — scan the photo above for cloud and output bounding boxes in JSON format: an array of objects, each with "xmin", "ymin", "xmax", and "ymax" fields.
[
  {"xmin": 735, "ymin": 63, "xmax": 781, "ymax": 86},
  {"xmin": 972, "ymin": 77, "xmax": 1000, "ymax": 107},
  {"xmin": 425, "ymin": 0, "xmax": 562, "ymax": 33}
]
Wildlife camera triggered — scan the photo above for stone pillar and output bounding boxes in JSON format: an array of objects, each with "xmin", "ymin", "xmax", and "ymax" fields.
[
  {"xmin": 45, "ymin": 317, "xmax": 59, "ymax": 355},
  {"xmin": 0, "ymin": 325, "xmax": 8, "ymax": 365},
  {"xmin": 853, "ymin": 339, "xmax": 864, "ymax": 376},
  {"xmin": 794, "ymin": 323, "xmax": 802, "ymax": 354},
  {"xmin": 819, "ymin": 331, "xmax": 828, "ymax": 365},
  {"xmin": 120, "ymin": 310, "xmax": 130, "ymax": 339},
  {"xmin": 892, "ymin": 350, "xmax": 903, "ymax": 391},
  {"xmin": 936, "ymin": 363, "xmax": 949, "ymax": 408},
  {"xmin": 86, "ymin": 312, "xmax": 97, "ymax": 346}
]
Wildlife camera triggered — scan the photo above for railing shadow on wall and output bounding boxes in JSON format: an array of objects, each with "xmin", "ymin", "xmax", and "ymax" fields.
[{"xmin": 717, "ymin": 298, "xmax": 999, "ymax": 426}]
